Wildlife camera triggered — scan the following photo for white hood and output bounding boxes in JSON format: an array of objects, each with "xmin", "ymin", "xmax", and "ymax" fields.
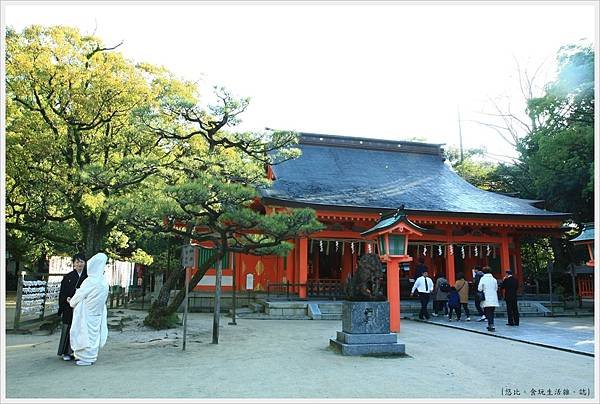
[{"xmin": 86, "ymin": 253, "xmax": 108, "ymax": 278}]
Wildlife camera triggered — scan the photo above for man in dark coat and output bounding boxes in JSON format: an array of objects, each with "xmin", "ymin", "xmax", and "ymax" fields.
[
  {"xmin": 57, "ymin": 253, "xmax": 87, "ymax": 360},
  {"xmin": 501, "ymin": 270, "xmax": 520, "ymax": 326}
]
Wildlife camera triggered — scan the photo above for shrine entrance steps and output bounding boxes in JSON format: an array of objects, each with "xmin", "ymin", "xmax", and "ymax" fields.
[{"xmin": 232, "ymin": 299, "xmax": 575, "ymax": 320}]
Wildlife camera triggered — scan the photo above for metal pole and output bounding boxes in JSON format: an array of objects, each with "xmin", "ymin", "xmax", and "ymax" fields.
[
  {"xmin": 229, "ymin": 252, "xmax": 237, "ymax": 325},
  {"xmin": 548, "ymin": 261, "xmax": 554, "ymax": 316},
  {"xmin": 212, "ymin": 257, "xmax": 223, "ymax": 344},
  {"xmin": 569, "ymin": 264, "xmax": 578, "ymax": 309},
  {"xmin": 183, "ymin": 266, "xmax": 189, "ymax": 351},
  {"xmin": 458, "ymin": 105, "xmax": 464, "ymax": 163}
]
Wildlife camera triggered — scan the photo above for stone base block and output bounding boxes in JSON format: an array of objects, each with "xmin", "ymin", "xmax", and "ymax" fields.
[
  {"xmin": 329, "ymin": 338, "xmax": 406, "ymax": 356},
  {"xmin": 342, "ymin": 301, "xmax": 390, "ymax": 334},
  {"xmin": 336, "ymin": 331, "xmax": 397, "ymax": 344}
]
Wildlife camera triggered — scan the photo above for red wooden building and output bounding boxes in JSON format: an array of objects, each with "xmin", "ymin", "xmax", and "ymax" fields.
[
  {"xmin": 570, "ymin": 223, "xmax": 595, "ymax": 299},
  {"xmin": 194, "ymin": 133, "xmax": 568, "ymax": 303}
]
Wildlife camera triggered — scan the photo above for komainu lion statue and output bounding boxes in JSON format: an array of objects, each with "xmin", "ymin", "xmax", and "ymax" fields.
[{"xmin": 345, "ymin": 253, "xmax": 385, "ymax": 301}]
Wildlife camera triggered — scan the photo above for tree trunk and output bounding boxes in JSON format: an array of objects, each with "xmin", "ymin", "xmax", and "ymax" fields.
[
  {"xmin": 80, "ymin": 218, "xmax": 109, "ymax": 258},
  {"xmin": 144, "ymin": 250, "xmax": 222, "ymax": 329},
  {"xmin": 550, "ymin": 237, "xmax": 570, "ymax": 271}
]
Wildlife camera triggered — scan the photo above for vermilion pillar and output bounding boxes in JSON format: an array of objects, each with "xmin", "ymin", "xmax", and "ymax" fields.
[
  {"xmin": 299, "ymin": 237, "xmax": 308, "ymax": 298},
  {"xmin": 514, "ymin": 237, "xmax": 524, "ymax": 284},
  {"xmin": 387, "ymin": 258, "xmax": 401, "ymax": 332},
  {"xmin": 446, "ymin": 227, "xmax": 455, "ymax": 285},
  {"xmin": 501, "ymin": 234, "xmax": 511, "ymax": 276}
]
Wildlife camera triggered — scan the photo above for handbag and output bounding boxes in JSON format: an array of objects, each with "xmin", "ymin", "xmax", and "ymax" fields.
[{"xmin": 477, "ymin": 290, "xmax": 485, "ymax": 301}]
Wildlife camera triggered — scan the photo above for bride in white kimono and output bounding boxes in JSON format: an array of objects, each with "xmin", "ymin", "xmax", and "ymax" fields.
[{"xmin": 69, "ymin": 252, "xmax": 109, "ymax": 366}]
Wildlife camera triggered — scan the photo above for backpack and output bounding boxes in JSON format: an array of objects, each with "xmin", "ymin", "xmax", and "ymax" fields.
[
  {"xmin": 448, "ymin": 291, "xmax": 460, "ymax": 308},
  {"xmin": 440, "ymin": 282, "xmax": 450, "ymax": 293}
]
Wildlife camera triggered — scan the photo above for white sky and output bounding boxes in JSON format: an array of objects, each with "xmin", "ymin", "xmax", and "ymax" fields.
[{"xmin": 3, "ymin": 1, "xmax": 597, "ymax": 162}]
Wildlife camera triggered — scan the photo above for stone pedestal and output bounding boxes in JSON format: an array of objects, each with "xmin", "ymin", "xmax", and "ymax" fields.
[{"xmin": 330, "ymin": 301, "xmax": 405, "ymax": 356}]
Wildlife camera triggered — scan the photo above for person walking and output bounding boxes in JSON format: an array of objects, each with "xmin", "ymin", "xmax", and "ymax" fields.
[
  {"xmin": 447, "ymin": 286, "xmax": 461, "ymax": 321},
  {"xmin": 454, "ymin": 272, "xmax": 471, "ymax": 321},
  {"xmin": 57, "ymin": 253, "xmax": 87, "ymax": 361},
  {"xmin": 432, "ymin": 274, "xmax": 449, "ymax": 316},
  {"xmin": 478, "ymin": 266, "xmax": 499, "ymax": 332},
  {"xmin": 69, "ymin": 252, "xmax": 110, "ymax": 366},
  {"xmin": 502, "ymin": 270, "xmax": 520, "ymax": 326},
  {"xmin": 411, "ymin": 270, "xmax": 434, "ymax": 320},
  {"xmin": 473, "ymin": 266, "xmax": 485, "ymax": 321}
]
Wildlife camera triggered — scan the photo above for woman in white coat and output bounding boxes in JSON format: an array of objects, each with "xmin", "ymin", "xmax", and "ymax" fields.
[
  {"xmin": 69, "ymin": 252, "xmax": 109, "ymax": 366},
  {"xmin": 477, "ymin": 266, "xmax": 500, "ymax": 332}
]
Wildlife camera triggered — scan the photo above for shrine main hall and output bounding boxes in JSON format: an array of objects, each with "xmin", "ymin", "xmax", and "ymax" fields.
[{"xmin": 195, "ymin": 132, "xmax": 568, "ymax": 316}]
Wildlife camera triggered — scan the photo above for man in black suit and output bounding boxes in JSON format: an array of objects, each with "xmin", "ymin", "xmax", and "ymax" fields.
[
  {"xmin": 57, "ymin": 253, "xmax": 87, "ymax": 360},
  {"xmin": 502, "ymin": 270, "xmax": 520, "ymax": 326}
]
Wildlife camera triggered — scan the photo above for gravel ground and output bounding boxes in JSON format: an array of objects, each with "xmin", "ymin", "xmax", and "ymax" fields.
[{"xmin": 3, "ymin": 309, "xmax": 597, "ymax": 400}]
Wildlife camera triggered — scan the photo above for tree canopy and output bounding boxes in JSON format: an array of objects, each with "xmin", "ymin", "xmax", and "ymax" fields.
[
  {"xmin": 6, "ymin": 25, "xmax": 195, "ymax": 259},
  {"xmin": 520, "ymin": 44, "xmax": 594, "ymax": 222}
]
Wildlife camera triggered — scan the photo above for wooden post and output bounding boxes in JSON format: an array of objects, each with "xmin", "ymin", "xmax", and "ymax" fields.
[
  {"xmin": 212, "ymin": 257, "xmax": 223, "ymax": 344},
  {"xmin": 14, "ymin": 273, "xmax": 24, "ymax": 330},
  {"xmin": 40, "ymin": 277, "xmax": 48, "ymax": 321},
  {"xmin": 387, "ymin": 258, "xmax": 401, "ymax": 333},
  {"xmin": 299, "ymin": 237, "xmax": 308, "ymax": 298}
]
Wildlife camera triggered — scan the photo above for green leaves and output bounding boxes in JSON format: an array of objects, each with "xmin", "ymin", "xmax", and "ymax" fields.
[
  {"xmin": 521, "ymin": 44, "xmax": 594, "ymax": 222},
  {"xmin": 6, "ymin": 24, "xmax": 322, "ymax": 270}
]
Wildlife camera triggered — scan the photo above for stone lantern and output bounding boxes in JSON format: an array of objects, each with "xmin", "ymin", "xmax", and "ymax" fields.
[{"xmin": 361, "ymin": 207, "xmax": 425, "ymax": 332}]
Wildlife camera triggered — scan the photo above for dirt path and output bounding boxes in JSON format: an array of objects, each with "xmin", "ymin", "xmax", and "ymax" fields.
[{"xmin": 3, "ymin": 309, "xmax": 596, "ymax": 399}]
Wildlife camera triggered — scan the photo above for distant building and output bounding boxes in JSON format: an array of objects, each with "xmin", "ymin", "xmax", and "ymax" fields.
[{"xmin": 570, "ymin": 223, "xmax": 594, "ymax": 299}]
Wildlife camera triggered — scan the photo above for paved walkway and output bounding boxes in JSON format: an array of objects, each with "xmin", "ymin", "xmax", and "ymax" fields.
[{"xmin": 408, "ymin": 314, "xmax": 595, "ymax": 356}]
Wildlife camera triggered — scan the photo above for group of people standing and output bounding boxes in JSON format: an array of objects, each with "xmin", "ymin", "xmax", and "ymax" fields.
[
  {"xmin": 410, "ymin": 259, "xmax": 520, "ymax": 332},
  {"xmin": 57, "ymin": 252, "xmax": 110, "ymax": 366}
]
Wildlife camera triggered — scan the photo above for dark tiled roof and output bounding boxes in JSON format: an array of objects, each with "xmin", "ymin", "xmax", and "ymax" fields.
[{"xmin": 260, "ymin": 133, "xmax": 569, "ymax": 219}]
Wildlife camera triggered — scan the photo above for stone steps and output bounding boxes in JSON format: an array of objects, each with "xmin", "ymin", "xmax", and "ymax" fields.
[{"xmin": 240, "ymin": 299, "xmax": 563, "ymax": 320}]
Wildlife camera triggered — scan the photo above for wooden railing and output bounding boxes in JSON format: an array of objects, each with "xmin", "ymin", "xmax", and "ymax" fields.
[
  {"xmin": 578, "ymin": 278, "xmax": 594, "ymax": 298},
  {"xmin": 307, "ymin": 279, "xmax": 345, "ymax": 300},
  {"xmin": 266, "ymin": 279, "xmax": 346, "ymax": 300},
  {"xmin": 266, "ymin": 281, "xmax": 304, "ymax": 301}
]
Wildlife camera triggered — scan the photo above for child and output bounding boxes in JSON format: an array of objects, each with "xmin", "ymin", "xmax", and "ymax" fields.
[{"xmin": 447, "ymin": 286, "xmax": 461, "ymax": 321}]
